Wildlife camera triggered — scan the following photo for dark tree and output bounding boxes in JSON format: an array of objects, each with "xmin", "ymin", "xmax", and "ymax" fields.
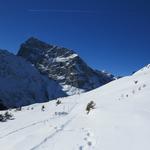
[
  {"xmin": 4, "ymin": 112, "xmax": 13, "ymax": 120},
  {"xmin": 0, "ymin": 114, "xmax": 5, "ymax": 122},
  {"xmin": 41, "ymin": 105, "xmax": 45, "ymax": 111},
  {"xmin": 86, "ymin": 101, "xmax": 96, "ymax": 114}
]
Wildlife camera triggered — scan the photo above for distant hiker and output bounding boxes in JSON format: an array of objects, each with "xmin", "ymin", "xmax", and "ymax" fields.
[
  {"xmin": 41, "ymin": 105, "xmax": 45, "ymax": 111},
  {"xmin": 86, "ymin": 101, "xmax": 96, "ymax": 114},
  {"xmin": 56, "ymin": 100, "xmax": 61, "ymax": 106}
]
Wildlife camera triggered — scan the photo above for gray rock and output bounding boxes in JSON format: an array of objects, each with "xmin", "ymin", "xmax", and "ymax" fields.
[{"xmin": 18, "ymin": 37, "xmax": 115, "ymax": 95}]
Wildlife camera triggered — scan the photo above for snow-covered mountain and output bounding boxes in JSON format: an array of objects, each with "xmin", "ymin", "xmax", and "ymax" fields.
[
  {"xmin": 0, "ymin": 49, "xmax": 65, "ymax": 108},
  {"xmin": 17, "ymin": 37, "xmax": 115, "ymax": 95},
  {"xmin": 0, "ymin": 64, "xmax": 150, "ymax": 150}
]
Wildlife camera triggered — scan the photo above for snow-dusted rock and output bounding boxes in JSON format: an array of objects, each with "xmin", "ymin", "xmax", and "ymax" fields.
[{"xmin": 18, "ymin": 37, "xmax": 115, "ymax": 95}]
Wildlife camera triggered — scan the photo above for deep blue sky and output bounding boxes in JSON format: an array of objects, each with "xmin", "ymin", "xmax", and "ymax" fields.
[{"xmin": 0, "ymin": 0, "xmax": 150, "ymax": 76}]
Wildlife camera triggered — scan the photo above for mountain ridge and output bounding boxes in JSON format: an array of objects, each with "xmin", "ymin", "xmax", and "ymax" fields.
[
  {"xmin": 0, "ymin": 37, "xmax": 115, "ymax": 108},
  {"xmin": 0, "ymin": 49, "xmax": 66, "ymax": 108},
  {"xmin": 18, "ymin": 37, "xmax": 115, "ymax": 95}
]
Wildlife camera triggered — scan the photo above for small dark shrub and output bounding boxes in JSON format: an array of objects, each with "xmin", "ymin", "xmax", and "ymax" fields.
[
  {"xmin": 86, "ymin": 101, "xmax": 96, "ymax": 114},
  {"xmin": 41, "ymin": 105, "xmax": 45, "ymax": 111},
  {"xmin": 0, "ymin": 114, "xmax": 6, "ymax": 122},
  {"xmin": 0, "ymin": 112, "xmax": 14, "ymax": 122},
  {"xmin": 4, "ymin": 111, "xmax": 13, "ymax": 120},
  {"xmin": 134, "ymin": 80, "xmax": 138, "ymax": 84}
]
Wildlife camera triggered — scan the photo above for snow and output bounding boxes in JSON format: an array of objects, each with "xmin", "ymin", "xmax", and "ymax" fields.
[
  {"xmin": 61, "ymin": 84, "xmax": 85, "ymax": 95},
  {"xmin": 54, "ymin": 54, "xmax": 78, "ymax": 63},
  {"xmin": 0, "ymin": 65, "xmax": 150, "ymax": 150},
  {"xmin": 133, "ymin": 64, "xmax": 150, "ymax": 75}
]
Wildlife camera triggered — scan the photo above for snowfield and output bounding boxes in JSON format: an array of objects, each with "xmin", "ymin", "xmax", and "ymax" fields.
[{"xmin": 0, "ymin": 65, "xmax": 150, "ymax": 150}]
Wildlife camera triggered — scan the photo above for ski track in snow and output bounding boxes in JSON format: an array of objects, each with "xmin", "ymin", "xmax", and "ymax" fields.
[
  {"xmin": 30, "ymin": 116, "xmax": 76, "ymax": 150},
  {"xmin": 0, "ymin": 102, "xmax": 79, "ymax": 140},
  {"xmin": 0, "ymin": 119, "xmax": 49, "ymax": 139},
  {"xmin": 30, "ymin": 102, "xmax": 79, "ymax": 150}
]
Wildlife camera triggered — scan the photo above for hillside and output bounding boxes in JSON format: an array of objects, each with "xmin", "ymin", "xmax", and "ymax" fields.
[
  {"xmin": 0, "ymin": 64, "xmax": 150, "ymax": 150},
  {"xmin": 0, "ymin": 49, "xmax": 65, "ymax": 108}
]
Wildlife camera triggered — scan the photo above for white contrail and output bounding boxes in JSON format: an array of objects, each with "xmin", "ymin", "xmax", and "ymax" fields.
[{"xmin": 28, "ymin": 9, "xmax": 98, "ymax": 14}]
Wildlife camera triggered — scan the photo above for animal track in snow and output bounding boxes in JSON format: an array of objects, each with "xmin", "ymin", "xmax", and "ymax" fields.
[
  {"xmin": 78, "ymin": 128, "xmax": 96, "ymax": 150},
  {"xmin": 119, "ymin": 83, "xmax": 147, "ymax": 101}
]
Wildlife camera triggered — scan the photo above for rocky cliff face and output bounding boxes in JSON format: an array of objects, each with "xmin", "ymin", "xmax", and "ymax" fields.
[
  {"xmin": 0, "ymin": 49, "xmax": 65, "ymax": 108},
  {"xmin": 18, "ymin": 37, "xmax": 115, "ymax": 95}
]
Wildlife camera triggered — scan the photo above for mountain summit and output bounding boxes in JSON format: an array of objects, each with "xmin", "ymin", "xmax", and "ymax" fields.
[{"xmin": 18, "ymin": 37, "xmax": 115, "ymax": 95}]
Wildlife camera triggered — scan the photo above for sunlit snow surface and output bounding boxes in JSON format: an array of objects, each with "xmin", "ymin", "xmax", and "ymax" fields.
[{"xmin": 0, "ymin": 65, "xmax": 150, "ymax": 150}]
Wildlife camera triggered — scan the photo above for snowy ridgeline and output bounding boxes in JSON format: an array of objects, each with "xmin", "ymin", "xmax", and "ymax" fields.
[
  {"xmin": 0, "ymin": 64, "xmax": 150, "ymax": 150},
  {"xmin": 17, "ymin": 37, "xmax": 115, "ymax": 95},
  {"xmin": 0, "ymin": 49, "xmax": 66, "ymax": 108}
]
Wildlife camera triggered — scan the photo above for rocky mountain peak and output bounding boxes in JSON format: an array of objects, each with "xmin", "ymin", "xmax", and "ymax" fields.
[
  {"xmin": 18, "ymin": 37, "xmax": 115, "ymax": 95},
  {"xmin": 24, "ymin": 37, "xmax": 51, "ymax": 49}
]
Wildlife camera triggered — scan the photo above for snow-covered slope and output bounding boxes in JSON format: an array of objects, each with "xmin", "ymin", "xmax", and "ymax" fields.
[
  {"xmin": 133, "ymin": 64, "xmax": 150, "ymax": 75},
  {"xmin": 17, "ymin": 37, "xmax": 115, "ymax": 95},
  {"xmin": 0, "ymin": 65, "xmax": 150, "ymax": 150},
  {"xmin": 0, "ymin": 49, "xmax": 65, "ymax": 108}
]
